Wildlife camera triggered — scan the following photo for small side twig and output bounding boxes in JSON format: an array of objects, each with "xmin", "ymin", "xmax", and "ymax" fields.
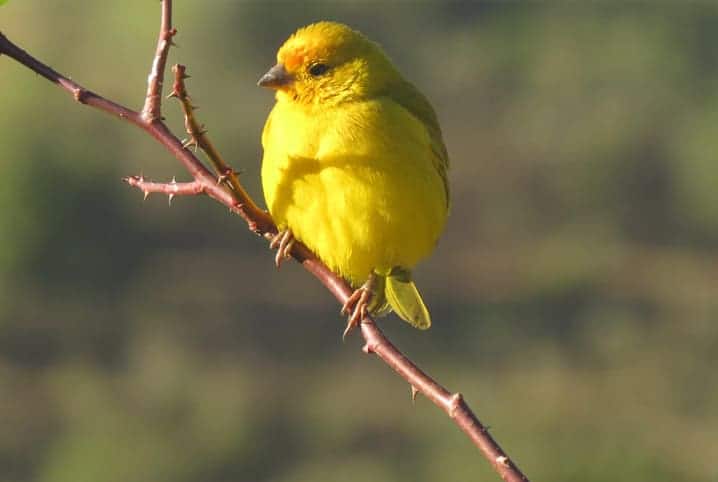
[
  {"xmin": 122, "ymin": 175, "xmax": 204, "ymax": 203},
  {"xmin": 0, "ymin": 3, "xmax": 530, "ymax": 481},
  {"xmin": 170, "ymin": 64, "xmax": 256, "ymax": 210},
  {"xmin": 0, "ymin": 24, "xmax": 274, "ymax": 235},
  {"xmin": 141, "ymin": 0, "xmax": 176, "ymax": 122}
]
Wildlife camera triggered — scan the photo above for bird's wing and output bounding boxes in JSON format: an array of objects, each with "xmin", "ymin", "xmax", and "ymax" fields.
[{"xmin": 385, "ymin": 79, "xmax": 450, "ymax": 208}]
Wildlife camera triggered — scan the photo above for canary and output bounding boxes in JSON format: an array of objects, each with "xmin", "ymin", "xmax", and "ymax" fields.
[{"xmin": 258, "ymin": 21, "xmax": 449, "ymax": 333}]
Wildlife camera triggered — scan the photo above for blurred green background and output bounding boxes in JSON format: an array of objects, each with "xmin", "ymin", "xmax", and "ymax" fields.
[{"xmin": 2, "ymin": 2, "xmax": 717, "ymax": 482}]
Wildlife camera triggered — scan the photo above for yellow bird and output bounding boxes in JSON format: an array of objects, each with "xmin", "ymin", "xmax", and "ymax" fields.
[{"xmin": 258, "ymin": 21, "xmax": 449, "ymax": 334}]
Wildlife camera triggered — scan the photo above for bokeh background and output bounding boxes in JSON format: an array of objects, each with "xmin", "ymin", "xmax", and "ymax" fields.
[{"xmin": 2, "ymin": 2, "xmax": 717, "ymax": 482}]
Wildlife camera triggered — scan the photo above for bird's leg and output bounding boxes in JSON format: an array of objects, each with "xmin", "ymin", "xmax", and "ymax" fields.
[
  {"xmin": 269, "ymin": 229, "xmax": 295, "ymax": 268},
  {"xmin": 341, "ymin": 273, "xmax": 378, "ymax": 339}
]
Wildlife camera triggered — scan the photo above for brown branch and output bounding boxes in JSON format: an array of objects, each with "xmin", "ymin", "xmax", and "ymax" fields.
[
  {"xmin": 0, "ymin": 24, "xmax": 273, "ymax": 235},
  {"xmin": 141, "ymin": 0, "xmax": 175, "ymax": 122},
  {"xmin": 0, "ymin": 31, "xmax": 138, "ymax": 124},
  {"xmin": 0, "ymin": 3, "xmax": 529, "ymax": 481},
  {"xmin": 122, "ymin": 175, "xmax": 205, "ymax": 203},
  {"xmin": 169, "ymin": 64, "xmax": 259, "ymax": 215},
  {"xmin": 360, "ymin": 324, "xmax": 525, "ymax": 479}
]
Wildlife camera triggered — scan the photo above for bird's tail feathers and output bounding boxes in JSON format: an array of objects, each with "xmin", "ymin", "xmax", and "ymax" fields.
[{"xmin": 384, "ymin": 268, "xmax": 431, "ymax": 329}]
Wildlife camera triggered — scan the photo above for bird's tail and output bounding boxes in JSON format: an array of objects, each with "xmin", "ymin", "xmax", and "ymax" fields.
[{"xmin": 384, "ymin": 267, "xmax": 431, "ymax": 329}]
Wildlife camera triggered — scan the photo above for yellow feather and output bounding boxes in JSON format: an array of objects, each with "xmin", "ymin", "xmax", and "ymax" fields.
[
  {"xmin": 260, "ymin": 21, "xmax": 448, "ymax": 328},
  {"xmin": 385, "ymin": 268, "xmax": 431, "ymax": 329}
]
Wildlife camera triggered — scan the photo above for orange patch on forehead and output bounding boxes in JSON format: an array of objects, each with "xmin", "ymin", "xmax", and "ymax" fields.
[
  {"xmin": 278, "ymin": 34, "xmax": 326, "ymax": 71},
  {"xmin": 281, "ymin": 50, "xmax": 305, "ymax": 71}
]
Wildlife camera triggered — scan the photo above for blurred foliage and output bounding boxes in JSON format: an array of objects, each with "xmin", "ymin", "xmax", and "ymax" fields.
[{"xmin": 2, "ymin": 2, "xmax": 718, "ymax": 482}]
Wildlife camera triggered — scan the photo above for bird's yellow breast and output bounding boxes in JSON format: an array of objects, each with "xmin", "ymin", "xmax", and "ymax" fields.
[{"xmin": 261, "ymin": 96, "xmax": 447, "ymax": 286}]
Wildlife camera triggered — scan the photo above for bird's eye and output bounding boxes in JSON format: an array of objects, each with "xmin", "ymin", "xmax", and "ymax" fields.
[{"xmin": 308, "ymin": 63, "xmax": 330, "ymax": 77}]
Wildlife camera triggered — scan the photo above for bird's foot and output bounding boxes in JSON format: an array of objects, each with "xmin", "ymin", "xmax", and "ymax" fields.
[
  {"xmin": 340, "ymin": 275, "xmax": 377, "ymax": 340},
  {"xmin": 269, "ymin": 229, "xmax": 295, "ymax": 268}
]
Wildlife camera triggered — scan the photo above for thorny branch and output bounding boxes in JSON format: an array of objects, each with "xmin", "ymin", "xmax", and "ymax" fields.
[
  {"xmin": 122, "ymin": 175, "xmax": 204, "ymax": 203},
  {"xmin": 141, "ymin": 0, "xmax": 175, "ymax": 122},
  {"xmin": 170, "ymin": 64, "xmax": 247, "ymax": 200},
  {"xmin": 0, "ymin": 3, "xmax": 529, "ymax": 481}
]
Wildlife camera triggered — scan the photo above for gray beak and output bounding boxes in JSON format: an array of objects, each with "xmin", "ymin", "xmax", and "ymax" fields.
[{"xmin": 257, "ymin": 63, "xmax": 293, "ymax": 89}]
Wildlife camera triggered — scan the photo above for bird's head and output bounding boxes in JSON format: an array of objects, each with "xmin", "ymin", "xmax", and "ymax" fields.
[{"xmin": 258, "ymin": 21, "xmax": 397, "ymax": 106}]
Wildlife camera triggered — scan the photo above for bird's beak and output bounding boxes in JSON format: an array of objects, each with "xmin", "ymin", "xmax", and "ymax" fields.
[{"xmin": 257, "ymin": 63, "xmax": 293, "ymax": 89}]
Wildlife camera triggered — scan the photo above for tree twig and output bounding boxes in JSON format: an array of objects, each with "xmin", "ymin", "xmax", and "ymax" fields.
[
  {"xmin": 0, "ymin": 4, "xmax": 529, "ymax": 481},
  {"xmin": 141, "ymin": 0, "xmax": 175, "ymax": 122},
  {"xmin": 170, "ymin": 64, "xmax": 248, "ymax": 201},
  {"xmin": 122, "ymin": 175, "xmax": 204, "ymax": 203},
  {"xmin": 0, "ymin": 30, "xmax": 273, "ymax": 235}
]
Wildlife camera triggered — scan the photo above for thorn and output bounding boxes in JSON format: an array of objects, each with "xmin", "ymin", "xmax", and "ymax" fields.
[
  {"xmin": 221, "ymin": 168, "xmax": 235, "ymax": 177},
  {"xmin": 166, "ymin": 90, "xmax": 179, "ymax": 99},
  {"xmin": 496, "ymin": 456, "xmax": 510, "ymax": 468},
  {"xmin": 169, "ymin": 37, "xmax": 179, "ymax": 48},
  {"xmin": 361, "ymin": 341, "xmax": 378, "ymax": 354},
  {"xmin": 143, "ymin": 191, "xmax": 150, "ymax": 201},
  {"xmin": 181, "ymin": 72, "xmax": 191, "ymax": 80},
  {"xmin": 171, "ymin": 176, "xmax": 177, "ymax": 184},
  {"xmin": 448, "ymin": 393, "xmax": 463, "ymax": 418},
  {"xmin": 73, "ymin": 87, "xmax": 88, "ymax": 103},
  {"xmin": 411, "ymin": 386, "xmax": 419, "ymax": 402},
  {"xmin": 168, "ymin": 193, "xmax": 174, "ymax": 206}
]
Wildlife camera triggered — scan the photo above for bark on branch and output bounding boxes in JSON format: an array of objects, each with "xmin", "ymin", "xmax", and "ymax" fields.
[{"xmin": 0, "ymin": 4, "xmax": 529, "ymax": 481}]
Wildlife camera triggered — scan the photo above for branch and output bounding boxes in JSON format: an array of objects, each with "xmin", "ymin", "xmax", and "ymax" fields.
[
  {"xmin": 169, "ymin": 64, "xmax": 257, "ymax": 211},
  {"xmin": 0, "ymin": 31, "xmax": 138, "ymax": 124},
  {"xmin": 0, "ymin": 4, "xmax": 529, "ymax": 481},
  {"xmin": 122, "ymin": 175, "xmax": 204, "ymax": 203},
  {"xmin": 141, "ymin": 0, "xmax": 175, "ymax": 122},
  {"xmin": 0, "ymin": 25, "xmax": 273, "ymax": 235}
]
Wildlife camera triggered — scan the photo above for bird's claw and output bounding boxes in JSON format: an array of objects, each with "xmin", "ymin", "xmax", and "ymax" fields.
[
  {"xmin": 341, "ymin": 284, "xmax": 372, "ymax": 340},
  {"xmin": 269, "ymin": 229, "xmax": 295, "ymax": 268}
]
